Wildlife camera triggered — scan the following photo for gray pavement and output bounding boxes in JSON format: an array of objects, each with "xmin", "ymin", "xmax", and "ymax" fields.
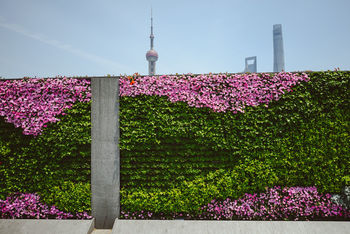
[
  {"xmin": 91, "ymin": 229, "xmax": 112, "ymax": 234},
  {"xmin": 1, "ymin": 219, "xmax": 350, "ymax": 234},
  {"xmin": 0, "ymin": 218, "xmax": 94, "ymax": 234},
  {"xmin": 112, "ymin": 220, "xmax": 350, "ymax": 234}
]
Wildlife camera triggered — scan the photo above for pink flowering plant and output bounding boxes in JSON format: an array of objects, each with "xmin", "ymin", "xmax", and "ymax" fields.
[
  {"xmin": 197, "ymin": 186, "xmax": 350, "ymax": 221},
  {"xmin": 0, "ymin": 77, "xmax": 91, "ymax": 136},
  {"xmin": 120, "ymin": 187, "xmax": 350, "ymax": 220},
  {"xmin": 0, "ymin": 192, "xmax": 92, "ymax": 219},
  {"xmin": 0, "ymin": 72, "xmax": 308, "ymax": 135},
  {"xmin": 119, "ymin": 72, "xmax": 309, "ymax": 113}
]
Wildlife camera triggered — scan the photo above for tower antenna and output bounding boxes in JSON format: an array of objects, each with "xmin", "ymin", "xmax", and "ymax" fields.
[{"xmin": 150, "ymin": 7, "xmax": 154, "ymax": 49}]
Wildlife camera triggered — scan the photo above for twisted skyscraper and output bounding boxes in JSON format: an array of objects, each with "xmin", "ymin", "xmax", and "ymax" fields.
[
  {"xmin": 146, "ymin": 9, "xmax": 158, "ymax": 76},
  {"xmin": 273, "ymin": 24, "xmax": 285, "ymax": 72}
]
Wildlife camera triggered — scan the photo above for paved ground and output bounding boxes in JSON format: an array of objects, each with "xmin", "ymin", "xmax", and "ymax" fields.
[
  {"xmin": 112, "ymin": 220, "xmax": 350, "ymax": 234},
  {"xmin": 1, "ymin": 219, "xmax": 350, "ymax": 234},
  {"xmin": 0, "ymin": 219, "xmax": 94, "ymax": 234}
]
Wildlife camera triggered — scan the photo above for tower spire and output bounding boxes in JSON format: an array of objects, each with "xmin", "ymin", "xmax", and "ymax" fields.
[{"xmin": 150, "ymin": 7, "xmax": 154, "ymax": 49}]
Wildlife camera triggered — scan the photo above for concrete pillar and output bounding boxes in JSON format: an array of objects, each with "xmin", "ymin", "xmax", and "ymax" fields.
[{"xmin": 91, "ymin": 78, "xmax": 120, "ymax": 229}]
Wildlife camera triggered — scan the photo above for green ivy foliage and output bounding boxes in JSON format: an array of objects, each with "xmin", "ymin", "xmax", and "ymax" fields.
[
  {"xmin": 120, "ymin": 159, "xmax": 279, "ymax": 214},
  {"xmin": 41, "ymin": 181, "xmax": 91, "ymax": 213},
  {"xmin": 0, "ymin": 116, "xmax": 33, "ymax": 199},
  {"xmin": 0, "ymin": 101, "xmax": 91, "ymax": 201},
  {"xmin": 120, "ymin": 71, "xmax": 349, "ymax": 194}
]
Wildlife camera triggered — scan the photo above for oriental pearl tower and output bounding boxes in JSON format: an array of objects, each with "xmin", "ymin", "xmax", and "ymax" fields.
[{"xmin": 146, "ymin": 9, "xmax": 158, "ymax": 76}]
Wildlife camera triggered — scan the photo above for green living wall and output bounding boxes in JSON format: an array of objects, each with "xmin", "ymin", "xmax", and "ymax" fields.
[{"xmin": 0, "ymin": 71, "xmax": 349, "ymax": 215}]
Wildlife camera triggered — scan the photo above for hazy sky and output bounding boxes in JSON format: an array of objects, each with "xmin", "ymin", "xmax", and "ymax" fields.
[{"xmin": 1, "ymin": 0, "xmax": 350, "ymax": 78}]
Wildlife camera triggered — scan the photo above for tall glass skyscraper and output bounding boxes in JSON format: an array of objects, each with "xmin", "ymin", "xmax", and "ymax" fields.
[{"xmin": 273, "ymin": 24, "xmax": 285, "ymax": 72}]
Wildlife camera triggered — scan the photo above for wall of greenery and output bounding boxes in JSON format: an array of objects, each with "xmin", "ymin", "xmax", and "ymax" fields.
[
  {"xmin": 0, "ymin": 101, "xmax": 91, "ymax": 212},
  {"xmin": 0, "ymin": 71, "xmax": 349, "ymax": 215},
  {"xmin": 119, "ymin": 71, "xmax": 349, "ymax": 193}
]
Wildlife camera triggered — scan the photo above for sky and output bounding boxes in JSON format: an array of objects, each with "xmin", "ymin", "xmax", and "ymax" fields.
[{"xmin": 1, "ymin": 0, "xmax": 350, "ymax": 78}]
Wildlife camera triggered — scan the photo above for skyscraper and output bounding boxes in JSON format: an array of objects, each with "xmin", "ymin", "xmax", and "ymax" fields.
[
  {"xmin": 244, "ymin": 56, "xmax": 257, "ymax": 73},
  {"xmin": 273, "ymin": 24, "xmax": 285, "ymax": 72},
  {"xmin": 146, "ymin": 9, "xmax": 158, "ymax": 76}
]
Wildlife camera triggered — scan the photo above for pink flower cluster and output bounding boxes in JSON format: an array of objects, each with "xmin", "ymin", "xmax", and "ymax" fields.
[
  {"xmin": 0, "ymin": 72, "xmax": 308, "ymax": 136},
  {"xmin": 198, "ymin": 186, "xmax": 350, "ymax": 221},
  {"xmin": 0, "ymin": 78, "xmax": 91, "ymax": 136},
  {"xmin": 0, "ymin": 193, "xmax": 92, "ymax": 219},
  {"xmin": 121, "ymin": 210, "xmax": 154, "ymax": 219},
  {"xmin": 120, "ymin": 187, "xmax": 350, "ymax": 220},
  {"xmin": 119, "ymin": 72, "xmax": 309, "ymax": 113},
  {"xmin": 121, "ymin": 210, "xmax": 192, "ymax": 220}
]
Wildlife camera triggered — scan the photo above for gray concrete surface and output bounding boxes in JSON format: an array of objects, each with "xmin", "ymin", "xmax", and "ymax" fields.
[
  {"xmin": 91, "ymin": 78, "xmax": 120, "ymax": 229},
  {"xmin": 0, "ymin": 219, "xmax": 94, "ymax": 234},
  {"xmin": 1, "ymin": 219, "xmax": 349, "ymax": 234},
  {"xmin": 91, "ymin": 229, "xmax": 112, "ymax": 234},
  {"xmin": 112, "ymin": 220, "xmax": 350, "ymax": 234}
]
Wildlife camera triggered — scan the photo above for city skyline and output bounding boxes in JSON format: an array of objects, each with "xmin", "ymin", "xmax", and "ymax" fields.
[{"xmin": 1, "ymin": 0, "xmax": 350, "ymax": 78}]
